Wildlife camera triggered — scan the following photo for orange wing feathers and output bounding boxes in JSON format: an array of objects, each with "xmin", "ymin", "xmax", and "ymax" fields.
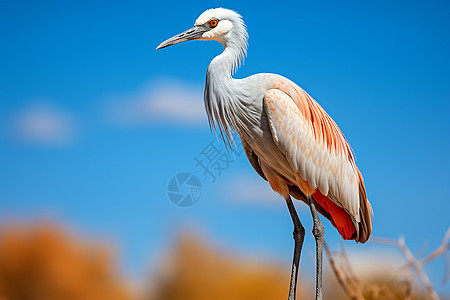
[
  {"xmin": 272, "ymin": 77, "xmax": 354, "ymax": 160},
  {"xmin": 265, "ymin": 76, "xmax": 372, "ymax": 243}
]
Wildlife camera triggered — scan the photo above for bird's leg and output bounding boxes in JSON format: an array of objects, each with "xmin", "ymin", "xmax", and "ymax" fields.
[
  {"xmin": 308, "ymin": 196, "xmax": 324, "ymax": 300},
  {"xmin": 285, "ymin": 196, "xmax": 305, "ymax": 300}
]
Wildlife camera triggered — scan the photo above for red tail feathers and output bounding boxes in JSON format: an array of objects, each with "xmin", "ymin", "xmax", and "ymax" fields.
[{"xmin": 312, "ymin": 191, "xmax": 356, "ymax": 240}]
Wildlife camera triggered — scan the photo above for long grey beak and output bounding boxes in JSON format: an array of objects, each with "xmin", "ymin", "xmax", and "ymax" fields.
[{"xmin": 156, "ymin": 26, "xmax": 209, "ymax": 50}]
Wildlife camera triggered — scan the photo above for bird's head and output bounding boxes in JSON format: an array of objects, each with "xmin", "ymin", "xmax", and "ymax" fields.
[{"xmin": 156, "ymin": 8, "xmax": 246, "ymax": 49}]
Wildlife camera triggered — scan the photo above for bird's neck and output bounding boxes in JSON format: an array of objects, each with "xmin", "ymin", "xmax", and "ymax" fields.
[
  {"xmin": 207, "ymin": 21, "xmax": 248, "ymax": 79},
  {"xmin": 204, "ymin": 33, "xmax": 248, "ymax": 148},
  {"xmin": 207, "ymin": 42, "xmax": 246, "ymax": 79}
]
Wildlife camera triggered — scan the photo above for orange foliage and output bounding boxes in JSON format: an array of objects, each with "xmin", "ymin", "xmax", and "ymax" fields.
[
  {"xmin": 150, "ymin": 234, "xmax": 307, "ymax": 300},
  {"xmin": 0, "ymin": 222, "xmax": 443, "ymax": 300},
  {"xmin": 0, "ymin": 223, "xmax": 134, "ymax": 300}
]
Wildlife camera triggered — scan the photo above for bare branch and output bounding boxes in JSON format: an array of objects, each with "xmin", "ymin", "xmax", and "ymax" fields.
[
  {"xmin": 416, "ymin": 239, "xmax": 430, "ymax": 259},
  {"xmin": 339, "ymin": 245, "xmax": 366, "ymax": 294},
  {"xmin": 443, "ymin": 251, "xmax": 450, "ymax": 285},
  {"xmin": 421, "ymin": 226, "xmax": 450, "ymax": 266},
  {"xmin": 340, "ymin": 245, "xmax": 360, "ymax": 283},
  {"xmin": 371, "ymin": 235, "xmax": 440, "ymax": 300},
  {"xmin": 324, "ymin": 241, "xmax": 364, "ymax": 300}
]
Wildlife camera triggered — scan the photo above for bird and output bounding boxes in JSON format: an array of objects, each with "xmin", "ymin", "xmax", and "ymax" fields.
[{"xmin": 157, "ymin": 8, "xmax": 372, "ymax": 300}]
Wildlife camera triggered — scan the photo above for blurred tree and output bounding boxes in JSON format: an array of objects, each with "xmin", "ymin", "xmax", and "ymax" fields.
[
  {"xmin": 0, "ymin": 223, "xmax": 135, "ymax": 300},
  {"xmin": 0, "ymin": 222, "xmax": 445, "ymax": 300},
  {"xmin": 150, "ymin": 233, "xmax": 307, "ymax": 300},
  {"xmin": 149, "ymin": 233, "xmax": 448, "ymax": 300}
]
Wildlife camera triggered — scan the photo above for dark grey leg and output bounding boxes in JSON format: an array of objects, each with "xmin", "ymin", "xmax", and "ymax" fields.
[
  {"xmin": 285, "ymin": 196, "xmax": 305, "ymax": 300},
  {"xmin": 308, "ymin": 196, "xmax": 324, "ymax": 300}
]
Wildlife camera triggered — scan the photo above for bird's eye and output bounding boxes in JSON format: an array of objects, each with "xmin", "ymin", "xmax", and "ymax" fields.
[{"xmin": 209, "ymin": 19, "xmax": 218, "ymax": 27}]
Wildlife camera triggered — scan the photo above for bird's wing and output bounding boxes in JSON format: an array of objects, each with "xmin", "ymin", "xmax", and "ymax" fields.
[
  {"xmin": 263, "ymin": 88, "xmax": 359, "ymax": 214},
  {"xmin": 263, "ymin": 79, "xmax": 372, "ymax": 242}
]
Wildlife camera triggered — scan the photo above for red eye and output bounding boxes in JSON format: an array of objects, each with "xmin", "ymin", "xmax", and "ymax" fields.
[{"xmin": 209, "ymin": 19, "xmax": 218, "ymax": 27}]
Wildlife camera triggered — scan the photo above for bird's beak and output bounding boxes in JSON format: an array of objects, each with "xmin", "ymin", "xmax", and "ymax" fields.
[{"xmin": 156, "ymin": 25, "xmax": 209, "ymax": 50}]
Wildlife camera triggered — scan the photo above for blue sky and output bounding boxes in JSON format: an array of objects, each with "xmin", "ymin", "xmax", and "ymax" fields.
[{"xmin": 1, "ymin": 0, "xmax": 449, "ymax": 293}]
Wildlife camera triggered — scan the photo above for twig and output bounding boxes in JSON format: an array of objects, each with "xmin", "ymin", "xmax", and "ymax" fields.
[
  {"xmin": 390, "ymin": 226, "xmax": 450, "ymax": 285},
  {"xmin": 420, "ymin": 226, "xmax": 450, "ymax": 266},
  {"xmin": 371, "ymin": 236, "xmax": 440, "ymax": 300},
  {"xmin": 443, "ymin": 251, "xmax": 450, "ymax": 285},
  {"xmin": 341, "ymin": 245, "xmax": 360, "ymax": 284},
  {"xmin": 416, "ymin": 239, "xmax": 430, "ymax": 259},
  {"xmin": 340, "ymin": 245, "xmax": 366, "ymax": 295},
  {"xmin": 324, "ymin": 241, "xmax": 364, "ymax": 300}
]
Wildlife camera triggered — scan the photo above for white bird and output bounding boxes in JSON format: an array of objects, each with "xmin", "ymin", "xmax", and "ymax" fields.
[{"xmin": 157, "ymin": 8, "xmax": 373, "ymax": 300}]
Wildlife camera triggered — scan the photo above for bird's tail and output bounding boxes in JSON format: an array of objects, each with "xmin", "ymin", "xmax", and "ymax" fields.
[{"xmin": 355, "ymin": 169, "xmax": 373, "ymax": 243}]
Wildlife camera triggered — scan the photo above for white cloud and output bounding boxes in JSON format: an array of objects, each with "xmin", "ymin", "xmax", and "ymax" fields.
[
  {"xmin": 103, "ymin": 78, "xmax": 206, "ymax": 127},
  {"xmin": 8, "ymin": 101, "xmax": 78, "ymax": 146}
]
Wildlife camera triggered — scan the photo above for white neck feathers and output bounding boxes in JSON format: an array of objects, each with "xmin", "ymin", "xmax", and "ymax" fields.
[{"xmin": 204, "ymin": 19, "xmax": 250, "ymax": 149}]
